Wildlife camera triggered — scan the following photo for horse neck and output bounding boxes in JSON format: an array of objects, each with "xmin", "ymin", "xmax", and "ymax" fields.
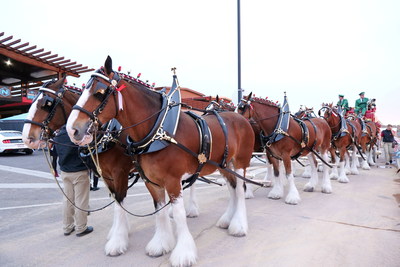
[
  {"xmin": 326, "ymin": 113, "xmax": 340, "ymax": 133},
  {"xmin": 252, "ymin": 102, "xmax": 280, "ymax": 135},
  {"xmin": 116, "ymin": 82, "xmax": 162, "ymax": 141}
]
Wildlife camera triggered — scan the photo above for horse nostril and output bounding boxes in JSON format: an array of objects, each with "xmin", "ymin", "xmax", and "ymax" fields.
[{"xmin": 73, "ymin": 128, "xmax": 80, "ymax": 138}]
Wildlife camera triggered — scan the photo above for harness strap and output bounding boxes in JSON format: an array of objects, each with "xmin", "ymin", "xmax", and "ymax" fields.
[{"xmin": 182, "ymin": 111, "xmax": 212, "ymax": 189}]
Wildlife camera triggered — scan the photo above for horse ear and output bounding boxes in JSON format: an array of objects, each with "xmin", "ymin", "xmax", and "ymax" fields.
[
  {"xmin": 54, "ymin": 76, "xmax": 67, "ymax": 88},
  {"xmin": 104, "ymin": 56, "xmax": 113, "ymax": 75},
  {"xmin": 247, "ymin": 92, "xmax": 252, "ymax": 100}
]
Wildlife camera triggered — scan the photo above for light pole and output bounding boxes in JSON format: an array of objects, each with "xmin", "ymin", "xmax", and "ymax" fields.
[{"xmin": 237, "ymin": 0, "xmax": 242, "ymax": 103}]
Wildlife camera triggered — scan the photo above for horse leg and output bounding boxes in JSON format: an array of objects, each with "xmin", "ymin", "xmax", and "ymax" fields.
[
  {"xmin": 329, "ymin": 148, "xmax": 339, "ymax": 180},
  {"xmin": 362, "ymin": 150, "xmax": 371, "ymax": 170},
  {"xmin": 368, "ymin": 145, "xmax": 376, "ymax": 166},
  {"xmin": 101, "ymin": 172, "xmax": 130, "ymax": 257},
  {"xmin": 344, "ymin": 151, "xmax": 351, "ymax": 175},
  {"xmin": 350, "ymin": 146, "xmax": 360, "ymax": 174},
  {"xmin": 145, "ymin": 186, "xmax": 176, "ymax": 258},
  {"xmin": 263, "ymin": 154, "xmax": 275, "ymax": 186},
  {"xmin": 338, "ymin": 148, "xmax": 350, "ymax": 183},
  {"xmin": 268, "ymin": 160, "xmax": 284, "ymax": 199},
  {"xmin": 304, "ymin": 154, "xmax": 318, "ymax": 192},
  {"xmin": 168, "ymin": 182, "xmax": 197, "ymax": 267},
  {"xmin": 228, "ymin": 168, "xmax": 248, "ymax": 236},
  {"xmin": 320, "ymin": 152, "xmax": 333, "ymax": 193},
  {"xmin": 186, "ymin": 182, "xmax": 199, "ymax": 218},
  {"xmin": 105, "ymin": 202, "xmax": 130, "ymax": 256},
  {"xmin": 245, "ymin": 182, "xmax": 255, "ymax": 199},
  {"xmin": 302, "ymin": 164, "xmax": 312, "ymax": 178},
  {"xmin": 216, "ymin": 171, "xmax": 237, "ymax": 228},
  {"xmin": 283, "ymin": 155, "xmax": 301, "ymax": 205}
]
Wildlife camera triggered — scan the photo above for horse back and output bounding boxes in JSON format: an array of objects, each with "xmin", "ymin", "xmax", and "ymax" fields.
[{"xmin": 306, "ymin": 118, "xmax": 332, "ymax": 150}]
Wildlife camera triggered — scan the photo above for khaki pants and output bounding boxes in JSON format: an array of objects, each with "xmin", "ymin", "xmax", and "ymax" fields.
[
  {"xmin": 382, "ymin": 142, "xmax": 393, "ymax": 163},
  {"xmin": 61, "ymin": 170, "xmax": 90, "ymax": 234}
]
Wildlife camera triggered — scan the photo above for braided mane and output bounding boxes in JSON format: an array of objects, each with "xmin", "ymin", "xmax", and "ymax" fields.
[{"xmin": 251, "ymin": 96, "xmax": 280, "ymax": 108}]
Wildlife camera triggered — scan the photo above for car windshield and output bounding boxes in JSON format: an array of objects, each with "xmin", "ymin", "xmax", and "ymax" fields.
[{"xmin": 0, "ymin": 132, "xmax": 22, "ymax": 137}]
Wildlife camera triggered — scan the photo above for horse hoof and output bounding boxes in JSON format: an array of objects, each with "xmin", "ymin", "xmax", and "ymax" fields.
[
  {"xmin": 321, "ymin": 187, "xmax": 332, "ymax": 194},
  {"xmin": 303, "ymin": 184, "xmax": 314, "ymax": 192},
  {"xmin": 350, "ymin": 170, "xmax": 359, "ymax": 175},
  {"xmin": 285, "ymin": 199, "xmax": 299, "ymax": 205},
  {"xmin": 245, "ymin": 191, "xmax": 255, "ymax": 199},
  {"xmin": 268, "ymin": 195, "xmax": 282, "ymax": 200}
]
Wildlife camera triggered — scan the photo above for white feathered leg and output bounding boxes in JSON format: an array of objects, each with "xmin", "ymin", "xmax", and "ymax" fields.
[
  {"xmin": 186, "ymin": 184, "xmax": 199, "ymax": 218},
  {"xmin": 263, "ymin": 163, "xmax": 273, "ymax": 186},
  {"xmin": 338, "ymin": 160, "xmax": 349, "ymax": 183},
  {"xmin": 228, "ymin": 169, "xmax": 248, "ymax": 236},
  {"xmin": 361, "ymin": 151, "xmax": 371, "ymax": 170},
  {"xmin": 146, "ymin": 201, "xmax": 175, "ymax": 257},
  {"xmin": 368, "ymin": 147, "xmax": 376, "ymax": 166},
  {"xmin": 302, "ymin": 165, "xmax": 312, "ymax": 178},
  {"xmin": 344, "ymin": 153, "xmax": 351, "ymax": 175},
  {"xmin": 321, "ymin": 153, "xmax": 332, "ymax": 193},
  {"xmin": 169, "ymin": 196, "xmax": 197, "ymax": 267},
  {"xmin": 350, "ymin": 149, "xmax": 359, "ymax": 175},
  {"xmin": 245, "ymin": 182, "xmax": 255, "ymax": 199},
  {"xmin": 268, "ymin": 173, "xmax": 284, "ymax": 199},
  {"xmin": 216, "ymin": 180, "xmax": 236, "ymax": 229},
  {"xmin": 285, "ymin": 173, "xmax": 301, "ymax": 205},
  {"xmin": 304, "ymin": 154, "xmax": 318, "ymax": 192},
  {"xmin": 105, "ymin": 202, "xmax": 130, "ymax": 256}
]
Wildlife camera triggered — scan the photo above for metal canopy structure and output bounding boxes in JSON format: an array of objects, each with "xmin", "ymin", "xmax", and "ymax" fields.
[{"xmin": 0, "ymin": 32, "xmax": 94, "ymax": 118}]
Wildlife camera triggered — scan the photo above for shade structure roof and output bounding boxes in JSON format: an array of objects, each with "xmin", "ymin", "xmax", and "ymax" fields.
[{"xmin": 0, "ymin": 32, "xmax": 94, "ymax": 117}]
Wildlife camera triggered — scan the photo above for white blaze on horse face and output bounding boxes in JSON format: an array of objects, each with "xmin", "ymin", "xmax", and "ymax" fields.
[
  {"xmin": 66, "ymin": 88, "xmax": 91, "ymax": 142},
  {"xmin": 22, "ymin": 94, "xmax": 43, "ymax": 148}
]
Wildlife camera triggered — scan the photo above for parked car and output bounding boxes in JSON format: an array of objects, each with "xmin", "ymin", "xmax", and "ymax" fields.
[{"xmin": 0, "ymin": 130, "xmax": 33, "ymax": 155}]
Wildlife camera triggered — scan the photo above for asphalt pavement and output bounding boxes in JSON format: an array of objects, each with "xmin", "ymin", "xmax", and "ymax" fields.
[{"xmin": 0, "ymin": 151, "xmax": 399, "ymax": 267}]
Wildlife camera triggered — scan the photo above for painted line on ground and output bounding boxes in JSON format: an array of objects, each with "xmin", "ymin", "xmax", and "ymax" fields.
[
  {"xmin": 0, "ymin": 164, "xmax": 61, "ymax": 181},
  {"xmin": 0, "ymin": 184, "xmax": 220, "ymax": 211}
]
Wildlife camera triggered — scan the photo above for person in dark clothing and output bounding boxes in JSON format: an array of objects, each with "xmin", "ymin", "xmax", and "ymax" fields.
[
  {"xmin": 381, "ymin": 124, "xmax": 395, "ymax": 165},
  {"xmin": 53, "ymin": 125, "xmax": 93, "ymax": 236},
  {"xmin": 90, "ymin": 170, "xmax": 100, "ymax": 191},
  {"xmin": 50, "ymin": 144, "xmax": 59, "ymax": 177}
]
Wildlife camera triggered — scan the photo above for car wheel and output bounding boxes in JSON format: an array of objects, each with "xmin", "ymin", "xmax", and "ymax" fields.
[{"xmin": 25, "ymin": 149, "xmax": 33, "ymax": 155}]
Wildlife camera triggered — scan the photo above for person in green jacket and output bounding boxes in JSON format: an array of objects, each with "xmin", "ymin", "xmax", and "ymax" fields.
[
  {"xmin": 355, "ymin": 92, "xmax": 369, "ymax": 116},
  {"xmin": 337, "ymin": 94, "xmax": 349, "ymax": 113}
]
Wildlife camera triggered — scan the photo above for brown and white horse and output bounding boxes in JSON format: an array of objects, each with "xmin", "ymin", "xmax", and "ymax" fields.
[
  {"xmin": 66, "ymin": 56, "xmax": 255, "ymax": 266},
  {"xmin": 21, "ymin": 78, "xmax": 136, "ymax": 256},
  {"xmin": 239, "ymin": 93, "xmax": 333, "ymax": 205},
  {"xmin": 359, "ymin": 119, "xmax": 378, "ymax": 169},
  {"xmin": 320, "ymin": 104, "xmax": 362, "ymax": 182}
]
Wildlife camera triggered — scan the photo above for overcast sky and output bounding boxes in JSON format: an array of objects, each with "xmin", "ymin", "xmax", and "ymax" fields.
[{"xmin": 2, "ymin": 0, "xmax": 399, "ymax": 124}]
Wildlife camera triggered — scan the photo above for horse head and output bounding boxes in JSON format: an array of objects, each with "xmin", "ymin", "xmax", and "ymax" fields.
[
  {"xmin": 237, "ymin": 92, "xmax": 254, "ymax": 119},
  {"xmin": 67, "ymin": 56, "xmax": 122, "ymax": 145},
  {"xmin": 319, "ymin": 103, "xmax": 341, "ymax": 125},
  {"xmin": 22, "ymin": 76, "xmax": 79, "ymax": 149}
]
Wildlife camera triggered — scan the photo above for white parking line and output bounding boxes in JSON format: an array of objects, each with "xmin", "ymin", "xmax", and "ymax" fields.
[
  {"xmin": 0, "ymin": 164, "xmax": 60, "ymax": 181},
  {"xmin": 0, "ymin": 185, "xmax": 218, "ymax": 211}
]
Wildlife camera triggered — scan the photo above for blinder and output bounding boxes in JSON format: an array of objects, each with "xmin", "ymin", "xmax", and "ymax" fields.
[{"xmin": 41, "ymin": 95, "xmax": 56, "ymax": 112}]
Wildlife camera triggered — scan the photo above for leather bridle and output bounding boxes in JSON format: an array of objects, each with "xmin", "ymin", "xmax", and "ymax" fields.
[
  {"xmin": 72, "ymin": 71, "xmax": 120, "ymax": 126},
  {"xmin": 24, "ymin": 82, "xmax": 75, "ymax": 140}
]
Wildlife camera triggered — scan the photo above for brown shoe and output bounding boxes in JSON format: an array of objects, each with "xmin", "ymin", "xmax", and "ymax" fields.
[{"xmin": 76, "ymin": 226, "xmax": 93, "ymax": 237}]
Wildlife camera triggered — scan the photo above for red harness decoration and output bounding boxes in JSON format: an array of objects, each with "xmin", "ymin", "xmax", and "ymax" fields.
[{"xmin": 116, "ymin": 84, "xmax": 126, "ymax": 92}]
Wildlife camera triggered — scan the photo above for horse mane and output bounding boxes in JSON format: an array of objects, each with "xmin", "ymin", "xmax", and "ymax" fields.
[
  {"xmin": 119, "ymin": 72, "xmax": 154, "ymax": 91},
  {"xmin": 251, "ymin": 96, "xmax": 280, "ymax": 108}
]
